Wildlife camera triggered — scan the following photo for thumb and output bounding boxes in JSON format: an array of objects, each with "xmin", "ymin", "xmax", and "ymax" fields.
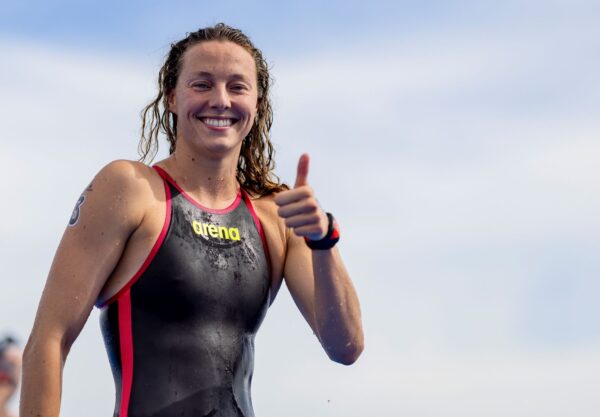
[{"xmin": 294, "ymin": 153, "xmax": 310, "ymax": 188}]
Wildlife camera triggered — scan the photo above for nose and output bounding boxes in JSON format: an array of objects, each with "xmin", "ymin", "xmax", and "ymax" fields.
[{"xmin": 209, "ymin": 84, "xmax": 231, "ymax": 110}]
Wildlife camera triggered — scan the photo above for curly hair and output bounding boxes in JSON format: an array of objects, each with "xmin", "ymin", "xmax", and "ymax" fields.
[{"xmin": 139, "ymin": 23, "xmax": 287, "ymax": 196}]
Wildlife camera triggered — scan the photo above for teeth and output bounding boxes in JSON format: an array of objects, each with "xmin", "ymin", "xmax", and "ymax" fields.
[{"xmin": 202, "ymin": 118, "xmax": 233, "ymax": 127}]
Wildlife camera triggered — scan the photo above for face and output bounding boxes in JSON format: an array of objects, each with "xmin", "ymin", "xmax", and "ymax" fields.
[{"xmin": 168, "ymin": 40, "xmax": 259, "ymax": 157}]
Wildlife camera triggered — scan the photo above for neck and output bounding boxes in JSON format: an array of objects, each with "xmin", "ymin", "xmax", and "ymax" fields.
[{"xmin": 160, "ymin": 145, "xmax": 241, "ymax": 208}]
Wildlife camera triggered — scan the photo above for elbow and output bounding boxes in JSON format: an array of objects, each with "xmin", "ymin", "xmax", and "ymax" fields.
[
  {"xmin": 22, "ymin": 336, "xmax": 40, "ymax": 369},
  {"xmin": 327, "ymin": 338, "xmax": 364, "ymax": 366},
  {"xmin": 21, "ymin": 338, "xmax": 38, "ymax": 382},
  {"xmin": 22, "ymin": 331, "xmax": 72, "ymax": 368}
]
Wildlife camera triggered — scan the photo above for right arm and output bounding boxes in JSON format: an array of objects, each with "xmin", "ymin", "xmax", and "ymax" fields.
[{"xmin": 20, "ymin": 161, "xmax": 147, "ymax": 417}]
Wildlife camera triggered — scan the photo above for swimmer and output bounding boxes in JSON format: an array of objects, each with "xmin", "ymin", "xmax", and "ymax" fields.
[
  {"xmin": 20, "ymin": 23, "xmax": 363, "ymax": 417},
  {"xmin": 0, "ymin": 335, "xmax": 21, "ymax": 417}
]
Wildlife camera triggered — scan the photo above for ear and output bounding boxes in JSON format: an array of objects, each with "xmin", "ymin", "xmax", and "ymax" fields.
[{"xmin": 167, "ymin": 90, "xmax": 177, "ymax": 114}]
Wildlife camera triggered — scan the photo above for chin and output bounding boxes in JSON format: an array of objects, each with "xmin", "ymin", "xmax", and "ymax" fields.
[{"xmin": 199, "ymin": 139, "xmax": 244, "ymax": 157}]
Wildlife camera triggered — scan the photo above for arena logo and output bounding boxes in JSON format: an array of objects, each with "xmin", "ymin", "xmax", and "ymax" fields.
[{"xmin": 191, "ymin": 221, "xmax": 241, "ymax": 241}]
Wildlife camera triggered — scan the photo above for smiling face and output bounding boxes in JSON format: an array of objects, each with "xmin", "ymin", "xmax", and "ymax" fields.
[{"xmin": 168, "ymin": 40, "xmax": 259, "ymax": 157}]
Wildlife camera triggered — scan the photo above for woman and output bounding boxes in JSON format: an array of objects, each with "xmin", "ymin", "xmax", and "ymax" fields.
[{"xmin": 21, "ymin": 23, "xmax": 363, "ymax": 417}]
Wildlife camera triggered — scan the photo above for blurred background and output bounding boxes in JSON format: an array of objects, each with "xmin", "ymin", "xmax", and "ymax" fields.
[{"xmin": 1, "ymin": 1, "xmax": 599, "ymax": 416}]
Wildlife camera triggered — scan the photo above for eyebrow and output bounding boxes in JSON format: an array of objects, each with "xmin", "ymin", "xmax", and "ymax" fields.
[{"xmin": 189, "ymin": 71, "xmax": 251, "ymax": 82}]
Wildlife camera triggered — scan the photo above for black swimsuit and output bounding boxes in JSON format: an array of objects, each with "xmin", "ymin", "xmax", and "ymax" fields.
[{"xmin": 98, "ymin": 166, "xmax": 271, "ymax": 417}]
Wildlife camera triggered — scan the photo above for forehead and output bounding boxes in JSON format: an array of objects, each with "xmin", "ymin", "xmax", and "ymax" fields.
[{"xmin": 180, "ymin": 40, "xmax": 257, "ymax": 80}]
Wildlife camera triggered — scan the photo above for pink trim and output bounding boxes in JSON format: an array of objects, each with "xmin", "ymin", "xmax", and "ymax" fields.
[
  {"xmin": 97, "ymin": 172, "xmax": 172, "ymax": 308},
  {"xmin": 242, "ymin": 190, "xmax": 272, "ymax": 274},
  {"xmin": 118, "ymin": 289, "xmax": 134, "ymax": 417},
  {"xmin": 153, "ymin": 165, "xmax": 242, "ymax": 214}
]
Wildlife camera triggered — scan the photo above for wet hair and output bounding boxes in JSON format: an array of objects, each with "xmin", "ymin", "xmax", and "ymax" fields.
[{"xmin": 140, "ymin": 23, "xmax": 288, "ymax": 197}]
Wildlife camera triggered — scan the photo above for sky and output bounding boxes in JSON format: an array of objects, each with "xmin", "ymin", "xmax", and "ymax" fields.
[{"xmin": 1, "ymin": 1, "xmax": 600, "ymax": 416}]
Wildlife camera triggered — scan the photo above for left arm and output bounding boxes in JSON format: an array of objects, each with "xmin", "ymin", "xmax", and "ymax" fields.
[{"xmin": 274, "ymin": 154, "xmax": 364, "ymax": 365}]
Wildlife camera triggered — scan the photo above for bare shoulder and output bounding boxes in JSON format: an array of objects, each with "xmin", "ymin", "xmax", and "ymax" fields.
[
  {"xmin": 250, "ymin": 193, "xmax": 278, "ymax": 217},
  {"xmin": 93, "ymin": 159, "xmax": 161, "ymax": 196},
  {"xmin": 73, "ymin": 160, "xmax": 164, "ymax": 230},
  {"xmin": 250, "ymin": 193, "xmax": 287, "ymax": 240}
]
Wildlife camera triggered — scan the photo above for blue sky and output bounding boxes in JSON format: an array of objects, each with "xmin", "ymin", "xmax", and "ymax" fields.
[
  {"xmin": 1, "ymin": 1, "xmax": 600, "ymax": 416},
  {"xmin": 0, "ymin": 1, "xmax": 460, "ymax": 51}
]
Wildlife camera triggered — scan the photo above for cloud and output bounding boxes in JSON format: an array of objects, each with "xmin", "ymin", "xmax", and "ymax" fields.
[{"xmin": 1, "ymin": 9, "xmax": 599, "ymax": 415}]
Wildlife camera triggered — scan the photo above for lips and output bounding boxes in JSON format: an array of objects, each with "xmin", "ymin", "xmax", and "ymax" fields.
[{"xmin": 195, "ymin": 116, "xmax": 239, "ymax": 128}]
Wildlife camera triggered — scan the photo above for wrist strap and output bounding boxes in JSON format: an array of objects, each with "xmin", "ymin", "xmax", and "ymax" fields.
[{"xmin": 304, "ymin": 212, "xmax": 340, "ymax": 250}]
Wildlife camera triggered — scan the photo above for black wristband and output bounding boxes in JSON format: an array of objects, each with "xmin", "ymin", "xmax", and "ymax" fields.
[{"xmin": 304, "ymin": 212, "xmax": 340, "ymax": 250}]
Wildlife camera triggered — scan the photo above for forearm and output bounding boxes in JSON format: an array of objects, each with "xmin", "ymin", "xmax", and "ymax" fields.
[
  {"xmin": 20, "ymin": 336, "xmax": 65, "ymax": 417},
  {"xmin": 273, "ymin": 155, "xmax": 364, "ymax": 363},
  {"xmin": 312, "ymin": 247, "xmax": 364, "ymax": 364}
]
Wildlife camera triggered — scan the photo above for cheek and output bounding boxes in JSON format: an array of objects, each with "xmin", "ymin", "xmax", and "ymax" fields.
[{"xmin": 237, "ymin": 99, "xmax": 257, "ymax": 125}]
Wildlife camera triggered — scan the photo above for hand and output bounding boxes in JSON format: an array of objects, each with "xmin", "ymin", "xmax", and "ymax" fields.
[{"xmin": 274, "ymin": 154, "xmax": 329, "ymax": 241}]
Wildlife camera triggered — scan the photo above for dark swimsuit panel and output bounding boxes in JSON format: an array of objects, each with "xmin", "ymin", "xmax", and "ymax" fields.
[{"xmin": 99, "ymin": 166, "xmax": 270, "ymax": 417}]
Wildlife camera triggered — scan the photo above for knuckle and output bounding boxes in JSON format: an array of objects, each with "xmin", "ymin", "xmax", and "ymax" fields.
[
  {"xmin": 301, "ymin": 204, "xmax": 315, "ymax": 214},
  {"xmin": 300, "ymin": 187, "xmax": 312, "ymax": 197}
]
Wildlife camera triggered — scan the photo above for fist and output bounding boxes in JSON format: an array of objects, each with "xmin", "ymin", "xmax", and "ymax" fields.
[{"xmin": 274, "ymin": 154, "xmax": 328, "ymax": 241}]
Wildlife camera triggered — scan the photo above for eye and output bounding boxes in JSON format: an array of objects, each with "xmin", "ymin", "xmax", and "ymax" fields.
[
  {"xmin": 230, "ymin": 83, "xmax": 249, "ymax": 93},
  {"xmin": 191, "ymin": 81, "xmax": 211, "ymax": 90}
]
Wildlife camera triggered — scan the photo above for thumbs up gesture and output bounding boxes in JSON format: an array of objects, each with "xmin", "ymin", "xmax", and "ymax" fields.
[{"xmin": 274, "ymin": 154, "xmax": 329, "ymax": 241}]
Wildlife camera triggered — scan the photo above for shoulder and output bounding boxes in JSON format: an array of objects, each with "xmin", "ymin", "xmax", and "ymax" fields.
[
  {"xmin": 95, "ymin": 159, "xmax": 159, "ymax": 189},
  {"xmin": 84, "ymin": 160, "xmax": 163, "ymax": 222},
  {"xmin": 91, "ymin": 160, "xmax": 164, "ymax": 200},
  {"xmin": 247, "ymin": 192, "xmax": 289, "ymax": 251},
  {"xmin": 248, "ymin": 193, "xmax": 280, "ymax": 225}
]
